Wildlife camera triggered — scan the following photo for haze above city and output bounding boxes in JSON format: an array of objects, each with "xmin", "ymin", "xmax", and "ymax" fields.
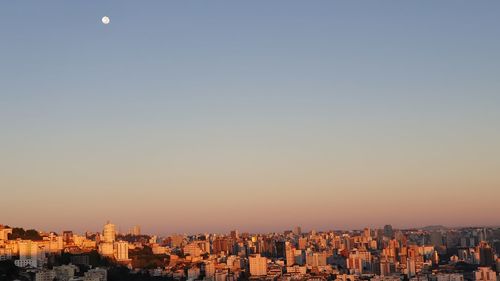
[{"xmin": 1, "ymin": 1, "xmax": 500, "ymax": 235}]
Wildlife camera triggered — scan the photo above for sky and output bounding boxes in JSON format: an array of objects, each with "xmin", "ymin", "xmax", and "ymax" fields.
[{"xmin": 1, "ymin": 1, "xmax": 499, "ymax": 235}]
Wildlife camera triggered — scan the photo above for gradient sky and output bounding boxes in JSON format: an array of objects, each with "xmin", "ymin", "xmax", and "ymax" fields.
[{"xmin": 1, "ymin": 1, "xmax": 499, "ymax": 235}]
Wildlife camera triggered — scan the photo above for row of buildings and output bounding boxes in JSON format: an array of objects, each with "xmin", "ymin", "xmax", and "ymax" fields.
[{"xmin": 1, "ymin": 224, "xmax": 499, "ymax": 281}]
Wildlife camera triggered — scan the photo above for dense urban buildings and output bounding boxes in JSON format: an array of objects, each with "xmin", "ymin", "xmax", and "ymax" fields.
[{"xmin": 0, "ymin": 223, "xmax": 499, "ymax": 281}]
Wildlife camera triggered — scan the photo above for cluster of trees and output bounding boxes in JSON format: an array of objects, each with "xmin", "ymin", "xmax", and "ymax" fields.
[
  {"xmin": 129, "ymin": 246, "xmax": 170, "ymax": 269},
  {"xmin": 53, "ymin": 250, "xmax": 112, "ymax": 268},
  {"xmin": 7, "ymin": 227, "xmax": 42, "ymax": 241},
  {"xmin": 118, "ymin": 234, "xmax": 152, "ymax": 244}
]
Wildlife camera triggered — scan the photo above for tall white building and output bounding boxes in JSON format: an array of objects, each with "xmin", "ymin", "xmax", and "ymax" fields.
[
  {"xmin": 18, "ymin": 240, "xmax": 38, "ymax": 259},
  {"xmin": 115, "ymin": 240, "xmax": 129, "ymax": 261},
  {"xmin": 103, "ymin": 222, "xmax": 116, "ymax": 243},
  {"xmin": 249, "ymin": 254, "xmax": 267, "ymax": 276},
  {"xmin": 99, "ymin": 221, "xmax": 117, "ymax": 257},
  {"xmin": 15, "ymin": 240, "xmax": 41, "ymax": 268}
]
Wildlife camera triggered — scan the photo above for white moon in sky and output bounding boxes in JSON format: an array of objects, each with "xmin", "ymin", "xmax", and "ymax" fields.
[{"xmin": 102, "ymin": 16, "xmax": 110, "ymax": 25}]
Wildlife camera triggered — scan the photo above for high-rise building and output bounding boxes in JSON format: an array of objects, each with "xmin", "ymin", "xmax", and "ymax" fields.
[
  {"xmin": 183, "ymin": 242, "xmax": 202, "ymax": 257},
  {"xmin": 275, "ymin": 240, "xmax": 286, "ymax": 259},
  {"xmin": 346, "ymin": 249, "xmax": 371, "ymax": 274},
  {"xmin": 130, "ymin": 225, "xmax": 141, "ymax": 236},
  {"xmin": 379, "ymin": 259, "xmax": 392, "ymax": 276},
  {"xmin": 18, "ymin": 241, "xmax": 38, "ymax": 260},
  {"xmin": 294, "ymin": 249, "xmax": 305, "ymax": 265},
  {"xmin": 115, "ymin": 241, "xmax": 129, "ymax": 261},
  {"xmin": 99, "ymin": 222, "xmax": 117, "ymax": 258},
  {"xmin": 15, "ymin": 240, "xmax": 40, "ymax": 268},
  {"xmin": 384, "ymin": 225, "xmax": 393, "ymax": 238},
  {"xmin": 285, "ymin": 242, "xmax": 295, "ymax": 266},
  {"xmin": 306, "ymin": 250, "xmax": 327, "ymax": 267},
  {"xmin": 298, "ymin": 237, "xmax": 307, "ymax": 250},
  {"xmin": 213, "ymin": 237, "xmax": 232, "ymax": 255},
  {"xmin": 103, "ymin": 222, "xmax": 116, "ymax": 243},
  {"xmin": 478, "ymin": 242, "xmax": 494, "ymax": 267},
  {"xmin": 198, "ymin": 240, "xmax": 211, "ymax": 254},
  {"xmin": 249, "ymin": 254, "xmax": 267, "ymax": 276},
  {"xmin": 432, "ymin": 250, "xmax": 440, "ymax": 265}
]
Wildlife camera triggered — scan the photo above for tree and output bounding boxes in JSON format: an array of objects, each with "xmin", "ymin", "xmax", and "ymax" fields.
[{"xmin": 8, "ymin": 227, "xmax": 42, "ymax": 241}]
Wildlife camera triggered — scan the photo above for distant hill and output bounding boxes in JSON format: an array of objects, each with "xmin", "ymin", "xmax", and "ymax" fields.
[{"xmin": 422, "ymin": 225, "xmax": 448, "ymax": 231}]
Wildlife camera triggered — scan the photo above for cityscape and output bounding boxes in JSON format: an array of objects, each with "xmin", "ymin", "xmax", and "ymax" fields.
[
  {"xmin": 2, "ymin": 1, "xmax": 500, "ymax": 281},
  {"xmin": 0, "ymin": 223, "xmax": 499, "ymax": 281}
]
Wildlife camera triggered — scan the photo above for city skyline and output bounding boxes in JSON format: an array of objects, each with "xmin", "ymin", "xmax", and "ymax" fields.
[
  {"xmin": 1, "ymin": 1, "xmax": 500, "ymax": 234},
  {"xmin": 4, "ymin": 222, "xmax": 500, "ymax": 238},
  {"xmin": 2, "ymin": 1, "xmax": 500, "ymax": 281},
  {"xmin": 1, "ymin": 222, "xmax": 499, "ymax": 281}
]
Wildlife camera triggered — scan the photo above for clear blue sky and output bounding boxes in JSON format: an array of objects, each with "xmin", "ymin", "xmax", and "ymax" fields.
[{"xmin": 1, "ymin": 1, "xmax": 499, "ymax": 235}]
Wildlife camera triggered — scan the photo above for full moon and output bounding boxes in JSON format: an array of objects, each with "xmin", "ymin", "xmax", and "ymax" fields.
[{"xmin": 101, "ymin": 16, "xmax": 110, "ymax": 25}]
